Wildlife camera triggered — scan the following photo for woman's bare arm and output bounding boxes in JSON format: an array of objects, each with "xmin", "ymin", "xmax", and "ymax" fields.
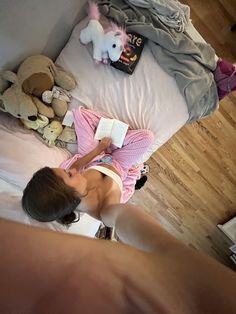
[
  {"xmin": 97, "ymin": 203, "xmax": 236, "ymax": 314},
  {"xmin": 0, "ymin": 207, "xmax": 236, "ymax": 314},
  {"xmin": 99, "ymin": 202, "xmax": 181, "ymax": 253},
  {"xmin": 69, "ymin": 137, "xmax": 112, "ymax": 170}
]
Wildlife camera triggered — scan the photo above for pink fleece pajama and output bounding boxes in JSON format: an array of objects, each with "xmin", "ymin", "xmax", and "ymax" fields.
[{"xmin": 60, "ymin": 106, "xmax": 154, "ymax": 202}]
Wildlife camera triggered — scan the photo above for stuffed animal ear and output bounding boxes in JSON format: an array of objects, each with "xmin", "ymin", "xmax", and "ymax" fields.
[
  {"xmin": 2, "ymin": 71, "xmax": 18, "ymax": 84},
  {"xmin": 0, "ymin": 75, "xmax": 9, "ymax": 93},
  {"xmin": 114, "ymin": 29, "xmax": 129, "ymax": 46},
  {"xmin": 0, "ymin": 97, "xmax": 6, "ymax": 112}
]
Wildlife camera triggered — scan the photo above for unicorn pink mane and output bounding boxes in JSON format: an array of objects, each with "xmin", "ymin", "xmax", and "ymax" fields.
[
  {"xmin": 105, "ymin": 22, "xmax": 129, "ymax": 47},
  {"xmin": 88, "ymin": 1, "xmax": 100, "ymax": 20}
]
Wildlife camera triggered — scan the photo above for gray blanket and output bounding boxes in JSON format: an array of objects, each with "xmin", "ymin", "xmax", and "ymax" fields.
[
  {"xmin": 128, "ymin": 0, "xmax": 190, "ymax": 32},
  {"xmin": 98, "ymin": 0, "xmax": 219, "ymax": 123}
]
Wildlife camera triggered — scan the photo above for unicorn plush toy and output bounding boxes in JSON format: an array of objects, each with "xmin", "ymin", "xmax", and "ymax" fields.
[{"xmin": 80, "ymin": 1, "xmax": 128, "ymax": 64}]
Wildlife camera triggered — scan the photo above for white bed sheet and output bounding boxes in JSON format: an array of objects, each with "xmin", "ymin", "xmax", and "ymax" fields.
[{"xmin": 56, "ymin": 18, "xmax": 189, "ymax": 163}]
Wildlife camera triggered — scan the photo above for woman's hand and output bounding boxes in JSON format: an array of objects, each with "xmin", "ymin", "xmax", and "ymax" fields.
[
  {"xmin": 97, "ymin": 137, "xmax": 112, "ymax": 153},
  {"xmin": 69, "ymin": 138, "xmax": 112, "ymax": 171}
]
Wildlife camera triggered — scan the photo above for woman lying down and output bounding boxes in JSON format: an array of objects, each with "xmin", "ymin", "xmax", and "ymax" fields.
[{"xmin": 22, "ymin": 106, "xmax": 154, "ymax": 225}]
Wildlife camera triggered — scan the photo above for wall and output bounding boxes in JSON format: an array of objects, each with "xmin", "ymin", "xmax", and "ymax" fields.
[{"xmin": 0, "ymin": 0, "xmax": 87, "ymax": 70}]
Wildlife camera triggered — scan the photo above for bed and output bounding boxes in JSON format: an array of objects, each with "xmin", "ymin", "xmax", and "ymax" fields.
[{"xmin": 0, "ymin": 0, "xmax": 218, "ymax": 236}]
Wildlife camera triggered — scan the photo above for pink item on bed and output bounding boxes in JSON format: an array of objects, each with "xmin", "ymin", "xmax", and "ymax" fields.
[
  {"xmin": 213, "ymin": 59, "xmax": 236, "ymax": 100},
  {"xmin": 60, "ymin": 106, "xmax": 154, "ymax": 202}
]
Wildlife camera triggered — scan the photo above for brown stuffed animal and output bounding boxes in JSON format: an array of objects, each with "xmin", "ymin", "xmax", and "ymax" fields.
[
  {"xmin": 1, "ymin": 54, "xmax": 77, "ymax": 147},
  {"xmin": 17, "ymin": 55, "xmax": 76, "ymax": 97},
  {"xmin": 0, "ymin": 54, "xmax": 77, "ymax": 121},
  {"xmin": 0, "ymin": 70, "xmax": 54, "ymax": 121}
]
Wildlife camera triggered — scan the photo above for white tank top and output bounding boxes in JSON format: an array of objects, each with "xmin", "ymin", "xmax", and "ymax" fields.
[{"xmin": 87, "ymin": 165, "xmax": 123, "ymax": 192}]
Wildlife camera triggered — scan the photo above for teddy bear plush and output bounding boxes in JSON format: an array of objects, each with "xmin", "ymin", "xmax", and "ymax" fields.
[
  {"xmin": 41, "ymin": 122, "xmax": 77, "ymax": 147},
  {"xmin": 0, "ymin": 54, "xmax": 76, "ymax": 121},
  {"xmin": 0, "ymin": 54, "xmax": 77, "ymax": 147},
  {"xmin": 20, "ymin": 113, "xmax": 77, "ymax": 147},
  {"xmin": 18, "ymin": 55, "xmax": 76, "ymax": 121},
  {"xmin": 0, "ymin": 70, "xmax": 53, "ymax": 121},
  {"xmin": 17, "ymin": 55, "xmax": 76, "ymax": 96},
  {"xmin": 42, "ymin": 86, "xmax": 71, "ymax": 117},
  {"xmin": 42, "ymin": 120, "xmax": 63, "ymax": 146}
]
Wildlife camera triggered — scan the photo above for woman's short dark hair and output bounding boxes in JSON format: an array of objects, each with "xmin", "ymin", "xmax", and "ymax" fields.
[{"xmin": 22, "ymin": 167, "xmax": 81, "ymax": 226}]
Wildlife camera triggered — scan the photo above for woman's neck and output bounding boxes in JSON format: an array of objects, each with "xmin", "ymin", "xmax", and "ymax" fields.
[{"xmin": 78, "ymin": 185, "xmax": 102, "ymax": 217}]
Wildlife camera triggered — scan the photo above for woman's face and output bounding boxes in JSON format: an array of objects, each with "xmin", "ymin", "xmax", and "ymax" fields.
[{"xmin": 53, "ymin": 168, "xmax": 88, "ymax": 197}]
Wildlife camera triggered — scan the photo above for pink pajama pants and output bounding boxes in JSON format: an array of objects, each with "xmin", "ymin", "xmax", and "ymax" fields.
[{"xmin": 60, "ymin": 106, "xmax": 154, "ymax": 202}]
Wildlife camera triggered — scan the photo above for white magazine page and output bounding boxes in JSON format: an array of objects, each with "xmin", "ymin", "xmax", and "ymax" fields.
[
  {"xmin": 111, "ymin": 119, "xmax": 129, "ymax": 148},
  {"xmin": 94, "ymin": 117, "xmax": 113, "ymax": 140}
]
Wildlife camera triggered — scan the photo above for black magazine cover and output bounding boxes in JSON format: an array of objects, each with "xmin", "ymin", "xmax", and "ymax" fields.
[{"xmin": 111, "ymin": 32, "xmax": 147, "ymax": 75}]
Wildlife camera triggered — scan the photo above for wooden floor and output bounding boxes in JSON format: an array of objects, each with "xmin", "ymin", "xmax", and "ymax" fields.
[{"xmin": 131, "ymin": 0, "xmax": 236, "ymax": 268}]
